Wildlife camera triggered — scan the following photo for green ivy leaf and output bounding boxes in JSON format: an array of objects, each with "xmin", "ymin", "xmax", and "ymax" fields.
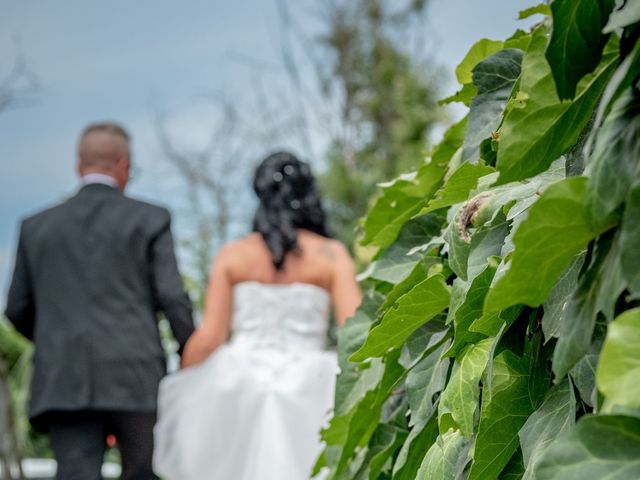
[
  {"xmin": 432, "ymin": 116, "xmax": 469, "ymax": 167},
  {"xmin": 496, "ymin": 26, "xmax": 619, "ymax": 183},
  {"xmin": 569, "ymin": 336, "xmax": 602, "ymax": 408},
  {"xmin": 416, "ymin": 429, "xmax": 469, "ymax": 479},
  {"xmin": 468, "ymin": 158, "xmax": 566, "ymax": 229},
  {"xmin": 406, "ymin": 341, "xmax": 450, "ymax": 427},
  {"xmin": 597, "ymin": 308, "xmax": 640, "ymax": 408},
  {"xmin": 485, "ymin": 177, "xmax": 601, "ymax": 313},
  {"xmin": 500, "ymin": 450, "xmax": 526, "ymax": 480},
  {"xmin": 368, "ymin": 215, "xmax": 444, "ymax": 284},
  {"xmin": 439, "ymin": 338, "xmax": 494, "ymax": 437},
  {"xmin": 439, "ymin": 83, "xmax": 477, "ymax": 106},
  {"xmin": 354, "ymin": 423, "xmax": 408, "ymax": 480},
  {"xmin": 392, "ymin": 414, "xmax": 439, "ymax": 480},
  {"xmin": 361, "ymin": 177, "xmax": 435, "ymax": 251},
  {"xmin": 350, "ymin": 275, "xmax": 450, "ymax": 361},
  {"xmin": 591, "ymin": 41, "xmax": 640, "ymax": 133},
  {"xmin": 455, "ymin": 39, "xmax": 505, "ymax": 85},
  {"xmin": 361, "ymin": 116, "xmax": 469, "ymax": 251},
  {"xmin": 585, "ymin": 88, "xmax": 640, "ymax": 230},
  {"xmin": 331, "ymin": 351, "xmax": 406, "ymax": 477},
  {"xmin": 463, "ymin": 48, "xmax": 524, "ymax": 163},
  {"xmin": 546, "ymin": 0, "xmax": 616, "ymax": 100},
  {"xmin": 381, "ymin": 259, "xmax": 441, "ymax": 318},
  {"xmin": 361, "ymin": 158, "xmax": 449, "ymax": 250},
  {"xmin": 469, "ymin": 346, "xmax": 550, "ymax": 480},
  {"xmin": 400, "ymin": 317, "xmax": 449, "ymax": 368},
  {"xmin": 334, "ymin": 293, "xmax": 385, "ymax": 416},
  {"xmin": 534, "ymin": 415, "xmax": 640, "ymax": 479},
  {"xmin": 445, "ymin": 211, "xmax": 508, "ymax": 282},
  {"xmin": 445, "ymin": 261, "xmax": 497, "ymax": 358},
  {"xmin": 444, "ymin": 218, "xmax": 471, "ymax": 280},
  {"xmin": 553, "ymin": 230, "xmax": 627, "ymax": 378},
  {"xmin": 520, "ymin": 379, "xmax": 576, "ymax": 480},
  {"xmin": 469, "ymin": 306, "xmax": 522, "ymax": 338},
  {"xmin": 620, "ymin": 182, "xmax": 640, "ymax": 297},
  {"xmin": 541, "ymin": 253, "xmax": 586, "ymax": 341},
  {"xmin": 421, "ymin": 162, "xmax": 495, "ymax": 214},
  {"xmin": 442, "ymin": 160, "xmax": 565, "ymax": 283},
  {"xmin": 519, "ymin": 4, "xmax": 551, "ymax": 19}
]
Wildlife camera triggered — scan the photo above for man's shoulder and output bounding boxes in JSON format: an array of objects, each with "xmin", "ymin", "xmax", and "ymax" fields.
[
  {"xmin": 120, "ymin": 195, "xmax": 170, "ymax": 218},
  {"xmin": 20, "ymin": 202, "xmax": 68, "ymax": 230}
]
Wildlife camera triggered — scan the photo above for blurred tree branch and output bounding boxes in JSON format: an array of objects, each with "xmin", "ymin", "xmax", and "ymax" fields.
[
  {"xmin": 155, "ymin": 0, "xmax": 447, "ymax": 300},
  {"xmin": 0, "ymin": 44, "xmax": 39, "ymax": 114},
  {"xmin": 154, "ymin": 92, "xmax": 294, "ymax": 310},
  {"xmin": 274, "ymin": 0, "xmax": 447, "ymax": 246}
]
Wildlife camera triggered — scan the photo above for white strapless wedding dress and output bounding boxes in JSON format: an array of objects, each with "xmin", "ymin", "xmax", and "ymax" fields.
[{"xmin": 153, "ymin": 282, "xmax": 337, "ymax": 480}]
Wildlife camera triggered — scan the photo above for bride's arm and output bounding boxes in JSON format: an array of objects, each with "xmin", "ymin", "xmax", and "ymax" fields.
[
  {"xmin": 181, "ymin": 248, "xmax": 233, "ymax": 368},
  {"xmin": 330, "ymin": 242, "xmax": 361, "ymax": 326}
]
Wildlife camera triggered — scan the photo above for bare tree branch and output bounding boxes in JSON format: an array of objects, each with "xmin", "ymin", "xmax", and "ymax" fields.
[{"xmin": 0, "ymin": 41, "xmax": 39, "ymax": 114}]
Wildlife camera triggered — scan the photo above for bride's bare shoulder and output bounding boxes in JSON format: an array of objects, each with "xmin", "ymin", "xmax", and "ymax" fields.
[
  {"xmin": 299, "ymin": 231, "xmax": 352, "ymax": 262},
  {"xmin": 215, "ymin": 233, "xmax": 266, "ymax": 263}
]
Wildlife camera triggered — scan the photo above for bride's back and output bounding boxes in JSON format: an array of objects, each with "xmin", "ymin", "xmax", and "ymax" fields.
[
  {"xmin": 180, "ymin": 152, "xmax": 360, "ymax": 368},
  {"xmin": 221, "ymin": 229, "xmax": 348, "ymax": 292}
]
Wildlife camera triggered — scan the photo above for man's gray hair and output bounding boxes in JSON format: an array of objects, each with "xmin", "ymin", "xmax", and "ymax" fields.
[
  {"xmin": 80, "ymin": 121, "xmax": 130, "ymax": 144},
  {"xmin": 78, "ymin": 121, "xmax": 131, "ymax": 169}
]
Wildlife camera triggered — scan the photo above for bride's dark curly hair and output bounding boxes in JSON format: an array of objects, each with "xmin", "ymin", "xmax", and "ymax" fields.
[{"xmin": 253, "ymin": 151, "xmax": 330, "ymax": 270}]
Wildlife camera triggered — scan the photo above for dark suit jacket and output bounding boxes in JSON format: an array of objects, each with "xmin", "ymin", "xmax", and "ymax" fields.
[{"xmin": 5, "ymin": 183, "xmax": 194, "ymax": 430}]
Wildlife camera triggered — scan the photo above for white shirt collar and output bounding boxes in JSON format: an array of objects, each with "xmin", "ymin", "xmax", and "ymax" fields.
[{"xmin": 81, "ymin": 173, "xmax": 118, "ymax": 189}]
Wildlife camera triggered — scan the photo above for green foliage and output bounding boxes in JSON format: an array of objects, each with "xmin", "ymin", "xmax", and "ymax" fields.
[
  {"xmin": 0, "ymin": 319, "xmax": 49, "ymax": 459},
  {"xmin": 519, "ymin": 379, "xmax": 576, "ymax": 479},
  {"xmin": 439, "ymin": 338, "xmax": 492, "ymax": 437},
  {"xmin": 317, "ymin": 2, "xmax": 640, "ymax": 478},
  {"xmin": 585, "ymin": 87, "xmax": 640, "ymax": 230},
  {"xmin": 546, "ymin": 0, "xmax": 616, "ymax": 100},
  {"xmin": 462, "ymin": 48, "xmax": 523, "ymax": 164},
  {"xmin": 552, "ymin": 230, "xmax": 627, "ymax": 378},
  {"xmin": 0, "ymin": 318, "xmax": 29, "ymax": 369},
  {"xmin": 495, "ymin": 25, "xmax": 618, "ymax": 184},
  {"xmin": 519, "ymin": 4, "xmax": 551, "ymax": 19},
  {"xmin": 620, "ymin": 182, "xmax": 640, "ymax": 296},
  {"xmin": 534, "ymin": 415, "xmax": 640, "ymax": 479},
  {"xmin": 350, "ymin": 274, "xmax": 450, "ymax": 361},
  {"xmin": 361, "ymin": 159, "xmax": 447, "ymax": 251},
  {"xmin": 416, "ymin": 428, "xmax": 468, "ymax": 479},
  {"xmin": 596, "ymin": 308, "xmax": 640, "ymax": 408},
  {"xmin": 485, "ymin": 177, "xmax": 596, "ymax": 311}
]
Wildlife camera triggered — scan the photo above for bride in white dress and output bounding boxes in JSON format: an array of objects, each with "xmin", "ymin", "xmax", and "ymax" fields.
[{"xmin": 153, "ymin": 151, "xmax": 361, "ymax": 480}]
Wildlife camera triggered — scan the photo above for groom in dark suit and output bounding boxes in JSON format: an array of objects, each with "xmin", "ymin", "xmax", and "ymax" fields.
[{"xmin": 5, "ymin": 122, "xmax": 195, "ymax": 480}]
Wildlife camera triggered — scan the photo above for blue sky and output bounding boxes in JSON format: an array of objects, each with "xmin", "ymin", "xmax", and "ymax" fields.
[{"xmin": 0, "ymin": 0, "xmax": 542, "ymax": 303}]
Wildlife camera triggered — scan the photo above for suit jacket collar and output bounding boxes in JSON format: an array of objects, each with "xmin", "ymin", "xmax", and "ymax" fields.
[{"xmin": 77, "ymin": 182, "xmax": 122, "ymax": 196}]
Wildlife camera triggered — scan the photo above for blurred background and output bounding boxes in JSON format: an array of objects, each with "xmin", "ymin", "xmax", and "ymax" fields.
[{"xmin": 0, "ymin": 0, "xmax": 542, "ymax": 476}]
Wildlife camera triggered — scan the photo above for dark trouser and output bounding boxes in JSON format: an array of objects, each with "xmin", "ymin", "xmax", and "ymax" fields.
[{"xmin": 48, "ymin": 410, "xmax": 158, "ymax": 480}]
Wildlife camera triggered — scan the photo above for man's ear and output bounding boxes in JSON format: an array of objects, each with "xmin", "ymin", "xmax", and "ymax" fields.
[{"xmin": 116, "ymin": 155, "xmax": 129, "ymax": 174}]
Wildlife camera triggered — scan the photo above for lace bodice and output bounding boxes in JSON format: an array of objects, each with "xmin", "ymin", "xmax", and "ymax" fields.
[{"xmin": 230, "ymin": 281, "xmax": 331, "ymax": 351}]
